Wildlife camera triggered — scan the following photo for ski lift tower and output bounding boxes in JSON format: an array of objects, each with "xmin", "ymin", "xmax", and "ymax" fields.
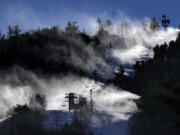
[
  {"xmin": 92, "ymin": 69, "xmax": 98, "ymax": 82},
  {"xmin": 90, "ymin": 89, "xmax": 93, "ymax": 112},
  {"xmin": 162, "ymin": 15, "xmax": 170, "ymax": 30},
  {"xmin": 65, "ymin": 92, "xmax": 78, "ymax": 111},
  {"xmin": 106, "ymin": 43, "xmax": 114, "ymax": 56}
]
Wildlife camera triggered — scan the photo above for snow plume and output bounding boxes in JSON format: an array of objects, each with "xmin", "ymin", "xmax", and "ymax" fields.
[
  {"xmin": 111, "ymin": 27, "xmax": 179, "ymax": 65},
  {"xmin": 0, "ymin": 7, "xmax": 179, "ymax": 130},
  {"xmin": 74, "ymin": 12, "xmax": 179, "ymax": 72},
  {"xmin": 0, "ymin": 85, "xmax": 32, "ymax": 117},
  {"xmin": 0, "ymin": 67, "xmax": 138, "ymax": 123},
  {"xmin": 90, "ymin": 14, "xmax": 179, "ymax": 65},
  {"xmin": 86, "ymin": 20, "xmax": 179, "ymax": 77},
  {"xmin": 2, "ymin": 4, "xmax": 179, "ymax": 66}
]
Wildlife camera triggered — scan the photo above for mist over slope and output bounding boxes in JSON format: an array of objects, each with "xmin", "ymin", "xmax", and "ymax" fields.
[{"xmin": 0, "ymin": 16, "xmax": 179, "ymax": 120}]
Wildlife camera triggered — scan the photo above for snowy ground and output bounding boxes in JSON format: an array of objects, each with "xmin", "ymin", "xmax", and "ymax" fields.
[
  {"xmin": 43, "ymin": 84, "xmax": 139, "ymax": 135},
  {"xmin": 43, "ymin": 110, "xmax": 73, "ymax": 130},
  {"xmin": 43, "ymin": 109, "xmax": 134, "ymax": 135},
  {"xmin": 0, "ymin": 110, "xmax": 132, "ymax": 135}
]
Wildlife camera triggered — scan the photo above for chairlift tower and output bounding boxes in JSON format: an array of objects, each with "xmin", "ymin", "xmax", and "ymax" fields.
[
  {"xmin": 92, "ymin": 69, "xmax": 98, "ymax": 82},
  {"xmin": 55, "ymin": 114, "xmax": 59, "ymax": 130},
  {"xmin": 120, "ymin": 23, "xmax": 124, "ymax": 37},
  {"xmin": 90, "ymin": 89, "xmax": 93, "ymax": 112},
  {"xmin": 114, "ymin": 25, "xmax": 120, "ymax": 47},
  {"xmin": 52, "ymin": 111, "xmax": 60, "ymax": 131},
  {"xmin": 112, "ymin": 28, "xmax": 115, "ymax": 46},
  {"xmin": 162, "ymin": 15, "xmax": 170, "ymax": 30},
  {"xmin": 106, "ymin": 43, "xmax": 114, "ymax": 56},
  {"xmin": 65, "ymin": 93, "xmax": 78, "ymax": 111}
]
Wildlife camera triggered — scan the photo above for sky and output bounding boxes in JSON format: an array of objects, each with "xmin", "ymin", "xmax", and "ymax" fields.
[{"xmin": 0, "ymin": 0, "xmax": 179, "ymax": 33}]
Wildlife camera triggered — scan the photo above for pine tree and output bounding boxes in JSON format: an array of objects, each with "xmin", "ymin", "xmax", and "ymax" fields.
[
  {"xmin": 14, "ymin": 25, "xmax": 21, "ymax": 37},
  {"xmin": 150, "ymin": 17, "xmax": 160, "ymax": 31},
  {"xmin": 8, "ymin": 25, "xmax": 13, "ymax": 38}
]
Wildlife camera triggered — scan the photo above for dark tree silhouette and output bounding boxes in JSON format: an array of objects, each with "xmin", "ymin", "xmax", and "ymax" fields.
[{"xmin": 129, "ymin": 32, "xmax": 180, "ymax": 135}]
